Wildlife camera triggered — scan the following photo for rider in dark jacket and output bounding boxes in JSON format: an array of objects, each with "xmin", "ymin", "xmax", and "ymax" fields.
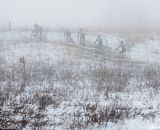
[
  {"xmin": 94, "ymin": 35, "xmax": 103, "ymax": 49},
  {"xmin": 33, "ymin": 24, "xmax": 43, "ymax": 38},
  {"xmin": 115, "ymin": 40, "xmax": 127, "ymax": 54},
  {"xmin": 78, "ymin": 28, "xmax": 85, "ymax": 46},
  {"xmin": 64, "ymin": 29, "xmax": 72, "ymax": 42}
]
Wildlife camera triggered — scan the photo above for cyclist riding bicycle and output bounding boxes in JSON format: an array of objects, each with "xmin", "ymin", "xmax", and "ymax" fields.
[{"xmin": 115, "ymin": 40, "xmax": 127, "ymax": 54}]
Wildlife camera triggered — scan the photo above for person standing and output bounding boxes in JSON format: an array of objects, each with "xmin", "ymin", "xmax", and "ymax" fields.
[
  {"xmin": 64, "ymin": 29, "xmax": 72, "ymax": 42},
  {"xmin": 33, "ymin": 24, "xmax": 43, "ymax": 39},
  {"xmin": 78, "ymin": 28, "xmax": 85, "ymax": 46}
]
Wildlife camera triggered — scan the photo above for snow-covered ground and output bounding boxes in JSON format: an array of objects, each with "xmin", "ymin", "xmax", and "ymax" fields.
[{"xmin": 0, "ymin": 31, "xmax": 160, "ymax": 130}]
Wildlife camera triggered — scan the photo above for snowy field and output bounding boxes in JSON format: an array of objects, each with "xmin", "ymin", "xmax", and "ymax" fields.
[{"xmin": 1, "ymin": 31, "xmax": 160, "ymax": 130}]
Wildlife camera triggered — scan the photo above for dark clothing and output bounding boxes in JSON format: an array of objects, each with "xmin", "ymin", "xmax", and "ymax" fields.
[
  {"xmin": 78, "ymin": 30, "xmax": 85, "ymax": 46},
  {"xmin": 116, "ymin": 43, "xmax": 126, "ymax": 54},
  {"xmin": 32, "ymin": 24, "xmax": 43, "ymax": 40},
  {"xmin": 64, "ymin": 29, "xmax": 72, "ymax": 42},
  {"xmin": 95, "ymin": 37, "xmax": 103, "ymax": 49},
  {"xmin": 33, "ymin": 25, "xmax": 43, "ymax": 36}
]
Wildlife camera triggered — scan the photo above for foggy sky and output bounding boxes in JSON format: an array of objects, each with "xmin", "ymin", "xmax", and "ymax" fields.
[{"xmin": 1, "ymin": 0, "xmax": 160, "ymax": 31}]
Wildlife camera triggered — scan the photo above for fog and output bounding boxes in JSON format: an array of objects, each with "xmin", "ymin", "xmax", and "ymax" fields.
[{"xmin": 1, "ymin": 0, "xmax": 160, "ymax": 31}]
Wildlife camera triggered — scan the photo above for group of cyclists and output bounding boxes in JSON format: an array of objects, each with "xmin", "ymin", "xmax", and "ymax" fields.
[
  {"xmin": 63, "ymin": 28, "xmax": 127, "ymax": 54},
  {"xmin": 31, "ymin": 24, "xmax": 127, "ymax": 54}
]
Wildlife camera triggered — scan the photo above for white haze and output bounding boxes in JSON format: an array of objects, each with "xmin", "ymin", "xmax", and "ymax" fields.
[{"xmin": 0, "ymin": 0, "xmax": 160, "ymax": 31}]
